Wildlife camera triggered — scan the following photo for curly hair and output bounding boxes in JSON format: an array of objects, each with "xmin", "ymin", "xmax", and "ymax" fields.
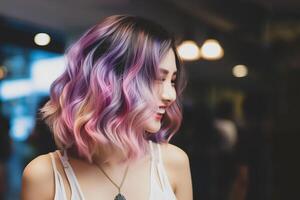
[{"xmin": 41, "ymin": 15, "xmax": 187, "ymax": 163}]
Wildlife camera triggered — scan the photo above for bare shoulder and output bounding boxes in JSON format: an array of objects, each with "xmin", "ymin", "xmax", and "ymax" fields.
[
  {"xmin": 22, "ymin": 153, "xmax": 53, "ymax": 179},
  {"xmin": 21, "ymin": 153, "xmax": 55, "ymax": 200},
  {"xmin": 159, "ymin": 143, "xmax": 193, "ymax": 200},
  {"xmin": 159, "ymin": 142, "xmax": 190, "ymax": 168}
]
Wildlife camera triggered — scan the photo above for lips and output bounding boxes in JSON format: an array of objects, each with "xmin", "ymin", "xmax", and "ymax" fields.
[
  {"xmin": 155, "ymin": 113, "xmax": 163, "ymax": 120},
  {"xmin": 157, "ymin": 105, "xmax": 166, "ymax": 114},
  {"xmin": 155, "ymin": 105, "xmax": 167, "ymax": 120},
  {"xmin": 159, "ymin": 105, "xmax": 167, "ymax": 109}
]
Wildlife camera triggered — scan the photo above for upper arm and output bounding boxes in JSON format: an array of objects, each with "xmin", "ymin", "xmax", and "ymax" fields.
[
  {"xmin": 21, "ymin": 154, "xmax": 55, "ymax": 200},
  {"xmin": 161, "ymin": 143, "xmax": 193, "ymax": 200}
]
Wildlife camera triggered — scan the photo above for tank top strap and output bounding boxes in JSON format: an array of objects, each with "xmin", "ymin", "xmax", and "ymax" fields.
[
  {"xmin": 49, "ymin": 152, "xmax": 59, "ymax": 178},
  {"xmin": 57, "ymin": 149, "xmax": 69, "ymax": 168},
  {"xmin": 157, "ymin": 142, "xmax": 164, "ymax": 164},
  {"xmin": 56, "ymin": 150, "xmax": 85, "ymax": 199},
  {"xmin": 149, "ymin": 140, "xmax": 156, "ymax": 162},
  {"xmin": 149, "ymin": 140, "xmax": 161, "ymax": 164},
  {"xmin": 149, "ymin": 141, "xmax": 168, "ymax": 191},
  {"xmin": 49, "ymin": 152, "xmax": 68, "ymax": 200}
]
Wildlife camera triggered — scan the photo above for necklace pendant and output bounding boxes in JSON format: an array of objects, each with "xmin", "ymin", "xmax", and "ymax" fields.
[{"xmin": 114, "ymin": 193, "xmax": 126, "ymax": 200}]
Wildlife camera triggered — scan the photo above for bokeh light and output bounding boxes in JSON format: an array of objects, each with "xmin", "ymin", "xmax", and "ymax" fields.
[
  {"xmin": 34, "ymin": 33, "xmax": 51, "ymax": 46},
  {"xmin": 177, "ymin": 40, "xmax": 201, "ymax": 61},
  {"xmin": 200, "ymin": 39, "xmax": 224, "ymax": 60},
  {"xmin": 232, "ymin": 64, "xmax": 248, "ymax": 78}
]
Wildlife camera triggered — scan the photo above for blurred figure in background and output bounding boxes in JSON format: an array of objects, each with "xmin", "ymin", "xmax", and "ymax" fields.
[
  {"xmin": 213, "ymin": 100, "xmax": 238, "ymax": 200},
  {"xmin": 175, "ymin": 95, "xmax": 272, "ymax": 200},
  {"xmin": 232, "ymin": 92, "xmax": 273, "ymax": 200},
  {"xmin": 214, "ymin": 100, "xmax": 238, "ymax": 152},
  {"xmin": 0, "ymin": 100, "xmax": 11, "ymax": 200},
  {"xmin": 174, "ymin": 102, "xmax": 217, "ymax": 200}
]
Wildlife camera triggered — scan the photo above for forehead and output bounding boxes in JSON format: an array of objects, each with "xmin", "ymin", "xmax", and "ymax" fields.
[{"xmin": 158, "ymin": 49, "xmax": 177, "ymax": 74}]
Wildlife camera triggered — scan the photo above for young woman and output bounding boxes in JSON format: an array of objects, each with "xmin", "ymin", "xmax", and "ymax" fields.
[{"xmin": 21, "ymin": 15, "xmax": 193, "ymax": 200}]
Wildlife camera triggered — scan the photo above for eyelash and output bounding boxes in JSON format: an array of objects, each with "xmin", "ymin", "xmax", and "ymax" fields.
[{"xmin": 158, "ymin": 78, "xmax": 176, "ymax": 86}]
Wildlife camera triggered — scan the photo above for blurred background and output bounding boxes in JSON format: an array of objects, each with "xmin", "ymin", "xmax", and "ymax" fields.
[{"xmin": 0, "ymin": 0, "xmax": 299, "ymax": 199}]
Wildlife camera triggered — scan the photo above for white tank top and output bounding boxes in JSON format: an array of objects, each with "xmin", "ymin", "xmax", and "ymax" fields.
[{"xmin": 49, "ymin": 140, "xmax": 177, "ymax": 200}]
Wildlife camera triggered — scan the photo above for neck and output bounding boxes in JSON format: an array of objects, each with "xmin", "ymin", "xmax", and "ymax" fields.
[{"xmin": 92, "ymin": 143, "xmax": 129, "ymax": 167}]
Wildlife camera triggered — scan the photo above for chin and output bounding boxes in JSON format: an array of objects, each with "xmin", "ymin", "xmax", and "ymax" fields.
[
  {"xmin": 146, "ymin": 128, "xmax": 160, "ymax": 133},
  {"xmin": 145, "ymin": 122, "xmax": 162, "ymax": 133}
]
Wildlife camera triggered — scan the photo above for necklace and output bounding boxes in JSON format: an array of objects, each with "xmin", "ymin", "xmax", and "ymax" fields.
[{"xmin": 96, "ymin": 163, "xmax": 129, "ymax": 200}]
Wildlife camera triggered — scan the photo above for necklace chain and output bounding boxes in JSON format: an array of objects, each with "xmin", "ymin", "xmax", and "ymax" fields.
[{"xmin": 96, "ymin": 163, "xmax": 129, "ymax": 193}]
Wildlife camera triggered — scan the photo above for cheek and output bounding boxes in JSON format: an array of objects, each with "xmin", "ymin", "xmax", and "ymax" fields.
[
  {"xmin": 153, "ymin": 83, "xmax": 162, "ymax": 95},
  {"xmin": 144, "ymin": 114, "xmax": 162, "ymax": 133}
]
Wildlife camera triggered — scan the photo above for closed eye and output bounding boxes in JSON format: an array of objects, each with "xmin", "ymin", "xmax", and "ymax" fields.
[{"xmin": 158, "ymin": 78, "xmax": 176, "ymax": 87}]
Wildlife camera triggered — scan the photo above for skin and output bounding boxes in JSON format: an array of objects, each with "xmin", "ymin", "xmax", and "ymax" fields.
[
  {"xmin": 144, "ymin": 48, "xmax": 178, "ymax": 134},
  {"xmin": 21, "ymin": 49, "xmax": 193, "ymax": 200}
]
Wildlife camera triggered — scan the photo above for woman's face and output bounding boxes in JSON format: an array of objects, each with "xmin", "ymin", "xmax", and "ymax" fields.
[{"xmin": 144, "ymin": 49, "xmax": 177, "ymax": 133}]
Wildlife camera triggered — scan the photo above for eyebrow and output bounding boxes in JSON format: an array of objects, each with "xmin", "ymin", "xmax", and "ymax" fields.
[{"xmin": 159, "ymin": 68, "xmax": 177, "ymax": 76}]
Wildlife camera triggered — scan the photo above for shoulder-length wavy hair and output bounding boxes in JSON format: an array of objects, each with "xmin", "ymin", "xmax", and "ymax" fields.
[{"xmin": 41, "ymin": 15, "xmax": 187, "ymax": 163}]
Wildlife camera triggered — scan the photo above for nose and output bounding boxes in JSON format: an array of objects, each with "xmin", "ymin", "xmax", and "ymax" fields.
[{"xmin": 160, "ymin": 83, "xmax": 176, "ymax": 105}]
